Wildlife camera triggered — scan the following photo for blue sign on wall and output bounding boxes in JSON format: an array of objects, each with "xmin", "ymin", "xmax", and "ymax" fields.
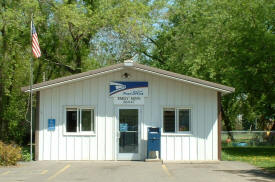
[
  {"xmin": 48, "ymin": 119, "xmax": 55, "ymax": 131},
  {"xmin": 110, "ymin": 81, "xmax": 148, "ymax": 97},
  {"xmin": 120, "ymin": 123, "xmax": 128, "ymax": 132}
]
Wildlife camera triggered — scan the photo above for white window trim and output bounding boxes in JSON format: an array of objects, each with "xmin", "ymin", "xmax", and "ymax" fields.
[
  {"xmin": 161, "ymin": 106, "xmax": 193, "ymax": 136},
  {"xmin": 63, "ymin": 106, "xmax": 96, "ymax": 136}
]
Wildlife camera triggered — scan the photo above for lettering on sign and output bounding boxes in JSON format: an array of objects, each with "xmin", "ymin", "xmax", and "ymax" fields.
[{"xmin": 113, "ymin": 96, "xmax": 144, "ymax": 105}]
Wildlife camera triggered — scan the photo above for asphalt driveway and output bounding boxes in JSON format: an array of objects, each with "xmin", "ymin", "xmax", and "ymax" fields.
[{"xmin": 0, "ymin": 161, "xmax": 274, "ymax": 182}]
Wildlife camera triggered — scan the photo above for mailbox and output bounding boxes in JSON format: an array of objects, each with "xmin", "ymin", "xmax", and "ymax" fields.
[{"xmin": 147, "ymin": 127, "xmax": 161, "ymax": 159}]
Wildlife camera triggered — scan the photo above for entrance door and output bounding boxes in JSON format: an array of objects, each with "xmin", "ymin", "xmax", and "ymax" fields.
[{"xmin": 117, "ymin": 108, "xmax": 140, "ymax": 160}]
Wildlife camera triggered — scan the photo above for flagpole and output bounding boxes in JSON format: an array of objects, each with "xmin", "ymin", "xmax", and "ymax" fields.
[
  {"xmin": 29, "ymin": 58, "xmax": 33, "ymax": 161},
  {"xmin": 30, "ymin": 14, "xmax": 33, "ymax": 161}
]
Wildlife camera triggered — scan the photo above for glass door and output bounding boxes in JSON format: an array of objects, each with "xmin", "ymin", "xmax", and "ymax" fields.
[{"xmin": 117, "ymin": 108, "xmax": 140, "ymax": 160}]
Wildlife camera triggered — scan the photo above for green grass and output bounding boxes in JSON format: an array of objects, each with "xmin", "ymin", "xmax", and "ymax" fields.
[{"xmin": 222, "ymin": 147, "xmax": 275, "ymax": 172}]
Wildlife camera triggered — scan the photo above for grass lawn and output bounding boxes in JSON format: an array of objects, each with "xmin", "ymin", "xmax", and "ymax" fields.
[{"xmin": 222, "ymin": 147, "xmax": 275, "ymax": 172}]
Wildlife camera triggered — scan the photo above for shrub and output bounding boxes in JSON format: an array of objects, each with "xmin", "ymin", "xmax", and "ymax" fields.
[
  {"xmin": 0, "ymin": 141, "xmax": 22, "ymax": 166},
  {"xmin": 21, "ymin": 147, "xmax": 31, "ymax": 161}
]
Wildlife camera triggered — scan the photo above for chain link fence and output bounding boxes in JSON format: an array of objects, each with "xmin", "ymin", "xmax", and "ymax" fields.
[{"xmin": 222, "ymin": 131, "xmax": 275, "ymax": 147}]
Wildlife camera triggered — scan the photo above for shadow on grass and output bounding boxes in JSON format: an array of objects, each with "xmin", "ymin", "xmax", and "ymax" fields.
[
  {"xmin": 261, "ymin": 166, "xmax": 275, "ymax": 173},
  {"xmin": 222, "ymin": 147, "xmax": 275, "ymax": 181},
  {"xmin": 214, "ymin": 169, "xmax": 275, "ymax": 181},
  {"xmin": 222, "ymin": 147, "xmax": 275, "ymax": 157}
]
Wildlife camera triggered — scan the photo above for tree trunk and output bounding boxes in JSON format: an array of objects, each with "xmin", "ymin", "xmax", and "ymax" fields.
[
  {"xmin": 34, "ymin": 62, "xmax": 42, "ymax": 84},
  {"xmin": 75, "ymin": 47, "xmax": 82, "ymax": 73},
  {"xmin": 221, "ymin": 106, "xmax": 234, "ymax": 140},
  {"xmin": 271, "ymin": 122, "xmax": 275, "ymax": 131}
]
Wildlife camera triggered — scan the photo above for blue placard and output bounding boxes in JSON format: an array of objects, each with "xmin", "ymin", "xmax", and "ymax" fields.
[
  {"xmin": 48, "ymin": 119, "xmax": 55, "ymax": 131},
  {"xmin": 120, "ymin": 123, "xmax": 128, "ymax": 132},
  {"xmin": 110, "ymin": 81, "xmax": 148, "ymax": 97}
]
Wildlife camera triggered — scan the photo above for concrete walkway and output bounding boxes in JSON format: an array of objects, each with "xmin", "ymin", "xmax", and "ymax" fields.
[{"xmin": 0, "ymin": 161, "xmax": 274, "ymax": 182}]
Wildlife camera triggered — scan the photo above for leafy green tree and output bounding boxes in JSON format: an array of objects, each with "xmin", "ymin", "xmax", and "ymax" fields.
[
  {"xmin": 0, "ymin": 0, "xmax": 33, "ymax": 143},
  {"xmin": 142, "ymin": 0, "xmax": 275, "ymax": 132},
  {"xmin": 0, "ymin": 0, "xmax": 165, "ymax": 144}
]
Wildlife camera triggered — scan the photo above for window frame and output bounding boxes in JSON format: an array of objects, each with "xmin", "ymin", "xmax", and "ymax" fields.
[
  {"xmin": 66, "ymin": 108, "xmax": 78, "ymax": 133},
  {"xmin": 64, "ymin": 106, "xmax": 96, "ymax": 136},
  {"xmin": 162, "ymin": 106, "xmax": 192, "ymax": 135}
]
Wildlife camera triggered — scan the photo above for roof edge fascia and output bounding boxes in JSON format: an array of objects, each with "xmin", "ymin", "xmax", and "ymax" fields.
[{"xmin": 21, "ymin": 62, "xmax": 235, "ymax": 94}]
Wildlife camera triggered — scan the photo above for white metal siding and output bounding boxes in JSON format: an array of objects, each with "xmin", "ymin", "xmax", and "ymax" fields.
[{"xmin": 39, "ymin": 68, "xmax": 218, "ymax": 160}]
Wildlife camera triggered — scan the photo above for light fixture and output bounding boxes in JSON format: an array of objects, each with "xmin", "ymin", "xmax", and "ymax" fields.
[{"xmin": 122, "ymin": 72, "xmax": 130, "ymax": 79}]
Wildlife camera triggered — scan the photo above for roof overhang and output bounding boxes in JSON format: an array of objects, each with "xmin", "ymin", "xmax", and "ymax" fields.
[
  {"xmin": 21, "ymin": 63, "xmax": 124, "ymax": 92},
  {"xmin": 21, "ymin": 61, "xmax": 235, "ymax": 94}
]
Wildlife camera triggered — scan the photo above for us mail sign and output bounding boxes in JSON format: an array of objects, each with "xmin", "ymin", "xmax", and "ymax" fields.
[{"xmin": 109, "ymin": 81, "xmax": 148, "ymax": 97}]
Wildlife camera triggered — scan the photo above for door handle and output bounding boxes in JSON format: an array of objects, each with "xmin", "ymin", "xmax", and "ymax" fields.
[{"xmin": 118, "ymin": 131, "xmax": 121, "ymax": 138}]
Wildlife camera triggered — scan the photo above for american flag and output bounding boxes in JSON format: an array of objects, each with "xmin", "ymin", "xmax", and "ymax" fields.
[{"xmin": 31, "ymin": 21, "xmax": 41, "ymax": 58}]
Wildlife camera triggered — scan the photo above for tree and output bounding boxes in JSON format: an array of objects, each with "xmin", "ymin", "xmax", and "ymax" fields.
[
  {"xmin": 0, "ymin": 0, "xmax": 165, "ymax": 144},
  {"xmin": 142, "ymin": 0, "xmax": 275, "ymax": 132}
]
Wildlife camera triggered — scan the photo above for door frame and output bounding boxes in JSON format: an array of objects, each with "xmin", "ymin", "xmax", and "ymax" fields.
[{"xmin": 115, "ymin": 106, "xmax": 142, "ymax": 160}]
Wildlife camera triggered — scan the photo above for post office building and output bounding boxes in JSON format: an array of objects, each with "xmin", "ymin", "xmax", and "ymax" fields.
[{"xmin": 21, "ymin": 60, "xmax": 234, "ymax": 161}]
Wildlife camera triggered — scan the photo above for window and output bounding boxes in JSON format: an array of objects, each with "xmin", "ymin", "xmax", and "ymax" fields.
[
  {"xmin": 66, "ymin": 107, "xmax": 94, "ymax": 133},
  {"xmin": 163, "ymin": 109, "xmax": 175, "ymax": 132},
  {"xmin": 163, "ymin": 108, "xmax": 191, "ymax": 133},
  {"xmin": 81, "ymin": 109, "xmax": 93, "ymax": 131},
  {"xmin": 66, "ymin": 109, "xmax": 77, "ymax": 132},
  {"xmin": 178, "ymin": 109, "xmax": 190, "ymax": 132}
]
